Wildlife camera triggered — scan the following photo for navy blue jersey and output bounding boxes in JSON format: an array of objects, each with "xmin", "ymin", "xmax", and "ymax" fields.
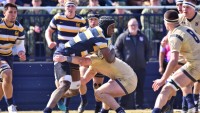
[{"xmin": 54, "ymin": 26, "xmax": 109, "ymax": 57}]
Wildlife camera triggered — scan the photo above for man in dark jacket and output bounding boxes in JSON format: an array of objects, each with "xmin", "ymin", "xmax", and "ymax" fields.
[{"xmin": 115, "ymin": 18, "xmax": 151, "ymax": 109}]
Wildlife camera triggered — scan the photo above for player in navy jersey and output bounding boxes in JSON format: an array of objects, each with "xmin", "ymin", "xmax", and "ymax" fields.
[
  {"xmin": 0, "ymin": 3, "xmax": 26, "ymax": 113},
  {"xmin": 43, "ymin": 0, "xmax": 86, "ymax": 113}
]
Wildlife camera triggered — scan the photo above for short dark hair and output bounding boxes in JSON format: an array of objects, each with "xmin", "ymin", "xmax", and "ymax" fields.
[
  {"xmin": 164, "ymin": 10, "xmax": 179, "ymax": 23},
  {"xmin": 87, "ymin": 11, "xmax": 100, "ymax": 19},
  {"xmin": 4, "ymin": 3, "xmax": 18, "ymax": 12}
]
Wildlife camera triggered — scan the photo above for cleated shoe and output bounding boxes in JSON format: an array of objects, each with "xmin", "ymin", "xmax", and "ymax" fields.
[
  {"xmin": 57, "ymin": 99, "xmax": 66, "ymax": 111},
  {"xmin": 78, "ymin": 101, "xmax": 88, "ymax": 113},
  {"xmin": 8, "ymin": 104, "xmax": 17, "ymax": 113}
]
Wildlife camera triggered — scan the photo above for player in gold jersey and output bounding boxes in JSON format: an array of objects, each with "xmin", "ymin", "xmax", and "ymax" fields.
[
  {"xmin": 55, "ymin": 52, "xmax": 137, "ymax": 113},
  {"xmin": 161, "ymin": 0, "xmax": 200, "ymax": 112},
  {"xmin": 152, "ymin": 10, "xmax": 200, "ymax": 113}
]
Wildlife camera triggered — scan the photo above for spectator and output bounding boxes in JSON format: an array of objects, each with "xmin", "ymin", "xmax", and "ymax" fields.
[
  {"xmin": 115, "ymin": 18, "xmax": 150, "ymax": 109},
  {"xmin": 79, "ymin": 0, "xmax": 106, "ymax": 18},
  {"xmin": 50, "ymin": 0, "xmax": 65, "ymax": 15},
  {"xmin": 23, "ymin": 0, "xmax": 51, "ymax": 61},
  {"xmin": 141, "ymin": 0, "xmax": 164, "ymax": 59},
  {"xmin": 112, "ymin": 1, "xmax": 132, "ymax": 44}
]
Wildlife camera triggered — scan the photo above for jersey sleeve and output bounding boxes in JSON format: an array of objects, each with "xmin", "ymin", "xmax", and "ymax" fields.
[
  {"xmin": 169, "ymin": 34, "xmax": 183, "ymax": 53},
  {"xmin": 49, "ymin": 14, "xmax": 58, "ymax": 30}
]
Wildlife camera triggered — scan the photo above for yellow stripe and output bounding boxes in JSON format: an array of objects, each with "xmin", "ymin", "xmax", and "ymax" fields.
[
  {"xmin": 56, "ymin": 16, "xmax": 86, "ymax": 23},
  {"xmin": 57, "ymin": 27, "xmax": 79, "ymax": 33},
  {"xmin": 95, "ymin": 26, "xmax": 105, "ymax": 38},
  {"xmin": 0, "ymin": 49, "xmax": 12, "ymax": 55},
  {"xmin": 65, "ymin": 43, "xmax": 71, "ymax": 48},
  {"xmin": 0, "ymin": 37, "xmax": 16, "ymax": 42},
  {"xmin": 81, "ymin": 50, "xmax": 88, "ymax": 57},
  {"xmin": 93, "ymin": 46, "xmax": 99, "ymax": 52},
  {"xmin": 98, "ymin": 43, "xmax": 108, "ymax": 49},
  {"xmin": 84, "ymin": 29, "xmax": 94, "ymax": 39},
  {"xmin": 0, "ymin": 44, "xmax": 13, "ymax": 49},
  {"xmin": 0, "ymin": 25, "xmax": 23, "ymax": 32},
  {"xmin": 74, "ymin": 35, "xmax": 81, "ymax": 43}
]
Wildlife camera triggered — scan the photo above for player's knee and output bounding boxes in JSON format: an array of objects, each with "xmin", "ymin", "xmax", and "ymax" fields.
[
  {"xmin": 58, "ymin": 81, "xmax": 71, "ymax": 92},
  {"xmin": 94, "ymin": 89, "xmax": 103, "ymax": 100},
  {"xmin": 93, "ymin": 83, "xmax": 102, "ymax": 89},
  {"xmin": 164, "ymin": 79, "xmax": 180, "ymax": 92}
]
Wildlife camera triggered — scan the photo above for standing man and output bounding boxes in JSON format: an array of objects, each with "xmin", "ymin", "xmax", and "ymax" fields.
[
  {"xmin": 152, "ymin": 10, "xmax": 200, "ymax": 113},
  {"xmin": 77, "ymin": 11, "xmax": 104, "ymax": 113},
  {"xmin": 0, "ymin": 3, "xmax": 26, "ymax": 113},
  {"xmin": 44, "ymin": 0, "xmax": 86, "ymax": 113},
  {"xmin": 115, "ymin": 18, "xmax": 150, "ymax": 109}
]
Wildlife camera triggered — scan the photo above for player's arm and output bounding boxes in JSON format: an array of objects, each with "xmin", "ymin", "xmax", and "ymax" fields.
[
  {"xmin": 100, "ymin": 47, "xmax": 115, "ymax": 63},
  {"xmin": 81, "ymin": 66, "xmax": 97, "ymax": 85},
  {"xmin": 45, "ymin": 26, "xmax": 56, "ymax": 49},
  {"xmin": 53, "ymin": 55, "xmax": 92, "ymax": 65}
]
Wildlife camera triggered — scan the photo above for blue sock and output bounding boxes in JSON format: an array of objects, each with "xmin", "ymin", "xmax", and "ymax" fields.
[
  {"xmin": 182, "ymin": 96, "xmax": 188, "ymax": 111},
  {"xmin": 193, "ymin": 94, "xmax": 199, "ymax": 105},
  {"xmin": 65, "ymin": 98, "xmax": 70, "ymax": 110},
  {"xmin": 6, "ymin": 97, "xmax": 13, "ymax": 106},
  {"xmin": 152, "ymin": 108, "xmax": 161, "ymax": 113},
  {"xmin": 116, "ymin": 107, "xmax": 125, "ymax": 113},
  {"xmin": 80, "ymin": 94, "xmax": 87, "ymax": 104},
  {"xmin": 185, "ymin": 94, "xmax": 195, "ymax": 109},
  {"xmin": 95, "ymin": 101, "xmax": 102, "ymax": 108},
  {"xmin": 100, "ymin": 108, "xmax": 109, "ymax": 113},
  {"xmin": 43, "ymin": 107, "xmax": 52, "ymax": 113}
]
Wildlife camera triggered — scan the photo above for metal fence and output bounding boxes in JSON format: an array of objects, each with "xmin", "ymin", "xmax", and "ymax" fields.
[{"xmin": 14, "ymin": 12, "xmax": 167, "ymax": 62}]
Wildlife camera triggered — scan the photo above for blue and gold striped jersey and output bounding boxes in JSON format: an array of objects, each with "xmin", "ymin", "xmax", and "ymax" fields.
[
  {"xmin": 0, "ymin": 18, "xmax": 25, "ymax": 56},
  {"xmin": 61, "ymin": 26, "xmax": 108, "ymax": 57},
  {"xmin": 49, "ymin": 13, "xmax": 86, "ymax": 44}
]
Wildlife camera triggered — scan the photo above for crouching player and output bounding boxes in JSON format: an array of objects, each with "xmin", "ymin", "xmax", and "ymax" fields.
[{"xmin": 54, "ymin": 48, "xmax": 138, "ymax": 113}]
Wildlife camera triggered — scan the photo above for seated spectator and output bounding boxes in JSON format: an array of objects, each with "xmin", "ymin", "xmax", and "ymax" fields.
[
  {"xmin": 50, "ymin": 0, "xmax": 64, "ymax": 15},
  {"xmin": 16, "ymin": 0, "xmax": 32, "ymax": 6},
  {"xmin": 79, "ymin": 0, "xmax": 106, "ymax": 18},
  {"xmin": 23, "ymin": 0, "xmax": 51, "ymax": 61},
  {"xmin": 112, "ymin": 1, "xmax": 132, "ymax": 44},
  {"xmin": 140, "ymin": 0, "xmax": 164, "ymax": 59}
]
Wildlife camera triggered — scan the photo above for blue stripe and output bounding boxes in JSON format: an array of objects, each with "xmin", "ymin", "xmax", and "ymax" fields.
[
  {"xmin": 58, "ymin": 31, "xmax": 77, "ymax": 37},
  {"xmin": 181, "ymin": 69, "xmax": 197, "ymax": 82},
  {"xmin": 171, "ymin": 34, "xmax": 183, "ymax": 41},
  {"xmin": 68, "ymin": 40, "xmax": 76, "ymax": 47},
  {"xmin": 91, "ymin": 28, "xmax": 100, "ymax": 37},
  {"xmin": 0, "ymin": 28, "xmax": 23, "ymax": 36},
  {"xmin": 0, "ymin": 41, "xmax": 15, "ymax": 45},
  {"xmin": 115, "ymin": 79, "xmax": 128, "ymax": 95},
  {"xmin": 79, "ymin": 32, "xmax": 88, "ymax": 41}
]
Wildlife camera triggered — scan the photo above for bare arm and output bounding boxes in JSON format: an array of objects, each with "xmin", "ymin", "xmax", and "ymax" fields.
[
  {"xmin": 45, "ymin": 27, "xmax": 56, "ymax": 49},
  {"xmin": 81, "ymin": 67, "xmax": 97, "ymax": 85},
  {"xmin": 100, "ymin": 47, "xmax": 115, "ymax": 63},
  {"xmin": 53, "ymin": 55, "xmax": 92, "ymax": 65}
]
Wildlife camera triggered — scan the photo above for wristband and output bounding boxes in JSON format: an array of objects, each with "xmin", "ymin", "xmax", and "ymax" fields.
[{"xmin": 66, "ymin": 56, "xmax": 72, "ymax": 63}]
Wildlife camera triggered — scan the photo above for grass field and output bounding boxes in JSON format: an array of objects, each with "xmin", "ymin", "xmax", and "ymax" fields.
[{"xmin": 0, "ymin": 110, "xmax": 183, "ymax": 113}]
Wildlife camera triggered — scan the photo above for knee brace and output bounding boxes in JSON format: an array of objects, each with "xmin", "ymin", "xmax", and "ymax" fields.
[
  {"xmin": 166, "ymin": 79, "xmax": 180, "ymax": 91},
  {"xmin": 93, "ymin": 83, "xmax": 102, "ymax": 89},
  {"xmin": 0, "ymin": 63, "xmax": 11, "ymax": 75},
  {"xmin": 59, "ymin": 75, "xmax": 72, "ymax": 83},
  {"xmin": 69, "ymin": 81, "xmax": 80, "ymax": 90}
]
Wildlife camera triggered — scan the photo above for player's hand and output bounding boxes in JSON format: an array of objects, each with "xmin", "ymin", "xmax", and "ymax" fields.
[
  {"xmin": 48, "ymin": 42, "xmax": 57, "ymax": 49},
  {"xmin": 53, "ymin": 55, "xmax": 66, "ymax": 62},
  {"xmin": 18, "ymin": 51, "xmax": 26, "ymax": 61},
  {"xmin": 152, "ymin": 79, "xmax": 165, "ymax": 91}
]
